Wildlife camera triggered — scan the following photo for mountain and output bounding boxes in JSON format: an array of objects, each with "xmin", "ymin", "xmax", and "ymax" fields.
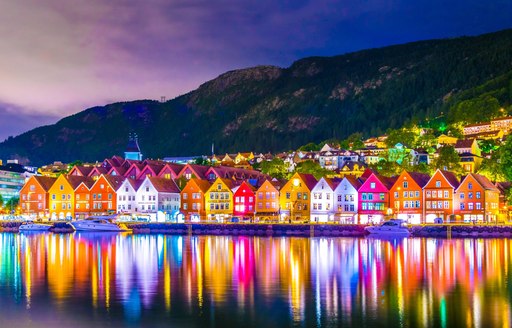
[{"xmin": 2, "ymin": 29, "xmax": 512, "ymax": 166}]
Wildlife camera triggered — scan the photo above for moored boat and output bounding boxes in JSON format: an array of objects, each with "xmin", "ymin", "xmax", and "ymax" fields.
[
  {"xmin": 19, "ymin": 222, "xmax": 53, "ymax": 232},
  {"xmin": 70, "ymin": 217, "xmax": 131, "ymax": 232},
  {"xmin": 364, "ymin": 219, "xmax": 411, "ymax": 236}
]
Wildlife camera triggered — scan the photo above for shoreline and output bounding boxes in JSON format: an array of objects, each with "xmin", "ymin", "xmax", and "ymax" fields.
[{"xmin": 3, "ymin": 221, "xmax": 512, "ymax": 238}]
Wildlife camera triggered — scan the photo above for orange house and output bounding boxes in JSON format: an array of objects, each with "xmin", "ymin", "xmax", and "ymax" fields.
[
  {"xmin": 20, "ymin": 176, "xmax": 56, "ymax": 219},
  {"xmin": 48, "ymin": 175, "xmax": 77, "ymax": 220},
  {"xmin": 423, "ymin": 170, "xmax": 460, "ymax": 223},
  {"xmin": 454, "ymin": 173, "xmax": 500, "ymax": 223},
  {"xmin": 89, "ymin": 174, "xmax": 125, "ymax": 215},
  {"xmin": 279, "ymin": 173, "xmax": 318, "ymax": 222},
  {"xmin": 255, "ymin": 179, "xmax": 283, "ymax": 222},
  {"xmin": 389, "ymin": 171, "xmax": 430, "ymax": 224},
  {"xmin": 73, "ymin": 177, "xmax": 95, "ymax": 219},
  {"xmin": 180, "ymin": 178, "xmax": 211, "ymax": 222}
]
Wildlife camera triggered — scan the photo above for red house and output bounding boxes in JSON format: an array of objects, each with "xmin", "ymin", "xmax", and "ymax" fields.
[
  {"xmin": 358, "ymin": 173, "xmax": 397, "ymax": 224},
  {"xmin": 232, "ymin": 181, "xmax": 256, "ymax": 220}
]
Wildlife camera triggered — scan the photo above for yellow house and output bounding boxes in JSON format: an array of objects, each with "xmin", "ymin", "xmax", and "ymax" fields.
[
  {"xmin": 234, "ymin": 152, "xmax": 255, "ymax": 164},
  {"xmin": 255, "ymin": 179, "xmax": 283, "ymax": 221},
  {"xmin": 48, "ymin": 175, "xmax": 75, "ymax": 220},
  {"xmin": 437, "ymin": 134, "xmax": 458, "ymax": 147},
  {"xmin": 205, "ymin": 177, "xmax": 234, "ymax": 222},
  {"xmin": 279, "ymin": 173, "xmax": 318, "ymax": 223}
]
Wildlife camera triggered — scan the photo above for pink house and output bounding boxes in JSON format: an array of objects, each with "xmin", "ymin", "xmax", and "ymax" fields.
[
  {"xmin": 358, "ymin": 173, "xmax": 397, "ymax": 224},
  {"xmin": 232, "ymin": 181, "xmax": 256, "ymax": 220}
]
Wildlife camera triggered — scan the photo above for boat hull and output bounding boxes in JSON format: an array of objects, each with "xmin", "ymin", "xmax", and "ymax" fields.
[
  {"xmin": 19, "ymin": 224, "xmax": 52, "ymax": 232},
  {"xmin": 365, "ymin": 226, "xmax": 411, "ymax": 236},
  {"xmin": 70, "ymin": 221, "xmax": 129, "ymax": 232}
]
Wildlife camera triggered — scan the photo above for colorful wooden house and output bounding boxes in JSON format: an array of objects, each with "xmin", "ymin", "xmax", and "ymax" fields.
[
  {"xmin": 358, "ymin": 173, "xmax": 397, "ymax": 224},
  {"xmin": 333, "ymin": 176, "xmax": 363, "ymax": 224},
  {"xmin": 181, "ymin": 178, "xmax": 211, "ymax": 222},
  {"xmin": 423, "ymin": 170, "xmax": 460, "ymax": 223},
  {"xmin": 116, "ymin": 178, "xmax": 142, "ymax": 214},
  {"xmin": 454, "ymin": 173, "xmax": 500, "ymax": 223},
  {"xmin": 389, "ymin": 171, "xmax": 430, "ymax": 224},
  {"xmin": 310, "ymin": 177, "xmax": 339, "ymax": 222},
  {"xmin": 136, "ymin": 177, "xmax": 181, "ymax": 222},
  {"xmin": 205, "ymin": 177, "xmax": 235, "ymax": 222},
  {"xmin": 89, "ymin": 174, "xmax": 125, "ymax": 215},
  {"xmin": 232, "ymin": 181, "xmax": 256, "ymax": 220},
  {"xmin": 73, "ymin": 177, "xmax": 95, "ymax": 219},
  {"xmin": 158, "ymin": 163, "xmax": 184, "ymax": 180},
  {"xmin": 279, "ymin": 173, "xmax": 318, "ymax": 222},
  {"xmin": 20, "ymin": 176, "xmax": 56, "ymax": 219},
  {"xmin": 178, "ymin": 164, "xmax": 209, "ymax": 180},
  {"xmin": 254, "ymin": 179, "xmax": 282, "ymax": 222},
  {"xmin": 48, "ymin": 175, "xmax": 77, "ymax": 220}
]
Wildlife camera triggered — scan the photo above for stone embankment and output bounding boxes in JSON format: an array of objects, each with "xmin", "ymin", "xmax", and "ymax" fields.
[{"xmin": 411, "ymin": 224, "xmax": 512, "ymax": 238}]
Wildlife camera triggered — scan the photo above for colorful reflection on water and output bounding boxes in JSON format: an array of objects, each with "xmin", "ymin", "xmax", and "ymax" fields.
[{"xmin": 0, "ymin": 233, "xmax": 511, "ymax": 327}]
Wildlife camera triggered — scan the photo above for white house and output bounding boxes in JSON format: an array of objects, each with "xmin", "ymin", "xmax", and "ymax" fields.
[
  {"xmin": 136, "ymin": 176, "xmax": 181, "ymax": 222},
  {"xmin": 117, "ymin": 178, "xmax": 141, "ymax": 214},
  {"xmin": 310, "ymin": 177, "xmax": 337, "ymax": 222},
  {"xmin": 333, "ymin": 176, "xmax": 362, "ymax": 224}
]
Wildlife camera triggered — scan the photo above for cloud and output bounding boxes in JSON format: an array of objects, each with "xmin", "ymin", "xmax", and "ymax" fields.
[
  {"xmin": 0, "ymin": 0, "xmax": 510, "ymax": 128},
  {"xmin": 0, "ymin": 102, "xmax": 59, "ymax": 141}
]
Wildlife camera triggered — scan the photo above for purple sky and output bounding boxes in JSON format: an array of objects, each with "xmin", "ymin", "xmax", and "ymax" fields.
[{"xmin": 1, "ymin": 0, "xmax": 511, "ymax": 140}]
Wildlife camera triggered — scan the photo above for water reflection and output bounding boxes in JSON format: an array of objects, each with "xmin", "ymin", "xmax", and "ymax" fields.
[{"xmin": 0, "ymin": 233, "xmax": 511, "ymax": 327}]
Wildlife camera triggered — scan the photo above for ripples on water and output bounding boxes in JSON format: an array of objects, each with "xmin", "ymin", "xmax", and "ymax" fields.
[{"xmin": 0, "ymin": 232, "xmax": 510, "ymax": 327}]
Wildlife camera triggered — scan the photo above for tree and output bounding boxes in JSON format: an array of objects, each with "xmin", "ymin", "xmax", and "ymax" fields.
[
  {"xmin": 433, "ymin": 145, "xmax": 464, "ymax": 176},
  {"xmin": 346, "ymin": 132, "xmax": 365, "ymax": 150},
  {"xmin": 499, "ymin": 135, "xmax": 512, "ymax": 181},
  {"xmin": 448, "ymin": 95, "xmax": 501, "ymax": 124},
  {"xmin": 260, "ymin": 158, "xmax": 289, "ymax": 180},
  {"xmin": 194, "ymin": 157, "xmax": 210, "ymax": 166},
  {"xmin": 478, "ymin": 156, "xmax": 505, "ymax": 182},
  {"xmin": 294, "ymin": 161, "xmax": 330, "ymax": 180},
  {"xmin": 385, "ymin": 128, "xmax": 417, "ymax": 148},
  {"xmin": 298, "ymin": 142, "xmax": 320, "ymax": 152},
  {"xmin": 5, "ymin": 197, "xmax": 19, "ymax": 214}
]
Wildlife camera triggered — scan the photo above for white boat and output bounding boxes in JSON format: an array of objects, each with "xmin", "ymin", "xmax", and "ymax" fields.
[
  {"xmin": 364, "ymin": 219, "xmax": 411, "ymax": 236},
  {"xmin": 70, "ymin": 218, "xmax": 130, "ymax": 232},
  {"xmin": 19, "ymin": 222, "xmax": 53, "ymax": 232}
]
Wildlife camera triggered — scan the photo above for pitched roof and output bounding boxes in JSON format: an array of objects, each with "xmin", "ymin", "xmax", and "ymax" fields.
[
  {"xmin": 440, "ymin": 170, "xmax": 460, "ymax": 189},
  {"xmin": 407, "ymin": 171, "xmax": 431, "ymax": 188},
  {"xmin": 147, "ymin": 177, "xmax": 181, "ymax": 193},
  {"xmin": 191, "ymin": 178, "xmax": 212, "ymax": 193},
  {"xmin": 454, "ymin": 139, "xmax": 475, "ymax": 149},
  {"xmin": 67, "ymin": 175, "xmax": 95, "ymax": 189},
  {"xmin": 71, "ymin": 165, "xmax": 94, "ymax": 176},
  {"xmin": 102, "ymin": 174, "xmax": 126, "ymax": 191},
  {"xmin": 377, "ymin": 175, "xmax": 398, "ymax": 190},
  {"xmin": 297, "ymin": 173, "xmax": 318, "ymax": 190},
  {"xmin": 470, "ymin": 173, "xmax": 499, "ymax": 191},
  {"xmin": 125, "ymin": 178, "xmax": 143, "ymax": 191},
  {"xmin": 33, "ymin": 176, "xmax": 57, "ymax": 191},
  {"xmin": 344, "ymin": 175, "xmax": 363, "ymax": 189}
]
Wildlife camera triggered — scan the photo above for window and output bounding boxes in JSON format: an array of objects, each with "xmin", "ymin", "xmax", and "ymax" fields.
[
  {"xmin": 338, "ymin": 195, "xmax": 342, "ymax": 202},
  {"xmin": 183, "ymin": 193, "xmax": 188, "ymax": 200},
  {"xmin": 476, "ymin": 192, "xmax": 481, "ymax": 199},
  {"xmin": 297, "ymin": 192, "xmax": 302, "ymax": 200},
  {"xmin": 286, "ymin": 192, "xmax": 291, "ymax": 199},
  {"xmin": 379, "ymin": 193, "xmax": 385, "ymax": 201},
  {"xmin": 468, "ymin": 203, "xmax": 474, "ymax": 210},
  {"xmin": 435, "ymin": 181, "xmax": 441, "ymax": 188},
  {"xmin": 146, "ymin": 187, "xmax": 149, "ymax": 192},
  {"xmin": 415, "ymin": 191, "xmax": 420, "ymax": 198},
  {"xmin": 303, "ymin": 193, "xmax": 308, "ymax": 200},
  {"xmin": 460, "ymin": 193, "xmax": 465, "ymax": 199},
  {"xmin": 444, "ymin": 201, "xmax": 449, "ymax": 209},
  {"xmin": 394, "ymin": 192, "xmax": 399, "ymax": 198},
  {"xmin": 460, "ymin": 203, "xmax": 465, "ymax": 210},
  {"xmin": 403, "ymin": 191, "xmax": 408, "ymax": 198},
  {"xmin": 258, "ymin": 192, "xmax": 263, "ymax": 199},
  {"xmin": 362, "ymin": 193, "xmax": 367, "ymax": 200},
  {"xmin": 426, "ymin": 191, "xmax": 431, "ymax": 198},
  {"xmin": 183, "ymin": 203, "xmax": 188, "ymax": 210},
  {"xmin": 468, "ymin": 192, "xmax": 473, "ymax": 199},
  {"xmin": 60, "ymin": 185, "xmax": 64, "ymax": 190},
  {"xmin": 476, "ymin": 203, "xmax": 481, "ymax": 210},
  {"xmin": 403, "ymin": 181, "xmax": 408, "ymax": 188},
  {"xmin": 468, "ymin": 183, "xmax": 473, "ymax": 190},
  {"xmin": 217, "ymin": 184, "xmax": 222, "ymax": 190},
  {"xmin": 409, "ymin": 191, "xmax": 414, "ymax": 198},
  {"xmin": 370, "ymin": 182, "xmax": 376, "ymax": 189},
  {"xmin": 444, "ymin": 191, "xmax": 449, "ymax": 198}
]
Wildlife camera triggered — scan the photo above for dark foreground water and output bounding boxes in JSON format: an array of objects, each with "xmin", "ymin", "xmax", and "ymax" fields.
[{"xmin": 0, "ymin": 232, "xmax": 510, "ymax": 327}]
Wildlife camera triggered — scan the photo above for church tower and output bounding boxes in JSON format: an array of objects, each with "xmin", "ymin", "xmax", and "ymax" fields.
[{"xmin": 124, "ymin": 133, "xmax": 143, "ymax": 161}]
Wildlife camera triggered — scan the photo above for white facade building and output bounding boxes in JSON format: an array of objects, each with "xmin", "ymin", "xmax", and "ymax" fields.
[
  {"xmin": 136, "ymin": 176, "xmax": 181, "ymax": 222},
  {"xmin": 310, "ymin": 177, "xmax": 337, "ymax": 222},
  {"xmin": 117, "ymin": 179, "xmax": 140, "ymax": 214},
  {"xmin": 333, "ymin": 176, "xmax": 361, "ymax": 224}
]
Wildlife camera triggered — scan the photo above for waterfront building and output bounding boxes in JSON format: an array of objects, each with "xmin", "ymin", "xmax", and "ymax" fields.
[
  {"xmin": 87, "ymin": 166, "xmax": 108, "ymax": 180},
  {"xmin": 423, "ymin": 170, "xmax": 460, "ymax": 223},
  {"xmin": 310, "ymin": 177, "xmax": 338, "ymax": 222},
  {"xmin": 124, "ymin": 162, "xmax": 146, "ymax": 180},
  {"xmin": 116, "ymin": 178, "xmax": 142, "ymax": 214},
  {"xmin": 205, "ymin": 177, "xmax": 235, "ymax": 222},
  {"xmin": 68, "ymin": 165, "xmax": 95, "ymax": 177},
  {"xmin": 333, "ymin": 176, "xmax": 362, "ymax": 224},
  {"xmin": 157, "ymin": 163, "xmax": 184, "ymax": 179},
  {"xmin": 136, "ymin": 163, "xmax": 165, "ymax": 180},
  {"xmin": 232, "ymin": 181, "xmax": 257, "ymax": 220},
  {"xmin": 89, "ymin": 174, "xmax": 125, "ymax": 216},
  {"xmin": 20, "ymin": 175, "xmax": 56, "ymax": 219},
  {"xmin": 254, "ymin": 179, "xmax": 282, "ymax": 222},
  {"xmin": 389, "ymin": 171, "xmax": 430, "ymax": 224},
  {"xmin": 279, "ymin": 173, "xmax": 317, "ymax": 222},
  {"xmin": 358, "ymin": 173, "xmax": 397, "ymax": 224},
  {"xmin": 181, "ymin": 178, "xmax": 211, "ymax": 222},
  {"xmin": 73, "ymin": 177, "xmax": 95, "ymax": 219},
  {"xmin": 136, "ymin": 176, "xmax": 181, "ymax": 222},
  {"xmin": 455, "ymin": 173, "xmax": 500, "ymax": 222},
  {"xmin": 48, "ymin": 175, "xmax": 81, "ymax": 220}
]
